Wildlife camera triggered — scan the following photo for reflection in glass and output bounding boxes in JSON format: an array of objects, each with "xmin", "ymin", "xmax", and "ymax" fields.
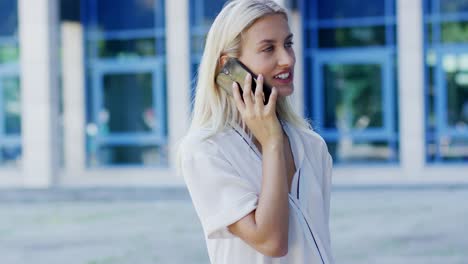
[
  {"xmin": 1, "ymin": 146, "xmax": 21, "ymax": 167},
  {"xmin": 437, "ymin": 136, "xmax": 468, "ymax": 160},
  {"xmin": 93, "ymin": 145, "xmax": 168, "ymax": 166},
  {"xmin": 444, "ymin": 54, "xmax": 468, "ymax": 127},
  {"xmin": 0, "ymin": 1, "xmax": 17, "ymax": 36},
  {"xmin": 97, "ymin": 38, "xmax": 158, "ymax": 58},
  {"xmin": 317, "ymin": 0, "xmax": 385, "ymax": 19},
  {"xmin": 97, "ymin": 0, "xmax": 155, "ymax": 31},
  {"xmin": 2, "ymin": 77, "xmax": 21, "ymax": 135},
  {"xmin": 102, "ymin": 73, "xmax": 155, "ymax": 133},
  {"xmin": 424, "ymin": 0, "xmax": 432, "ymax": 15},
  {"xmin": 191, "ymin": 35, "xmax": 206, "ymax": 54},
  {"xmin": 328, "ymin": 141, "xmax": 395, "ymax": 162},
  {"xmin": 441, "ymin": 0, "xmax": 468, "ymax": 14},
  {"xmin": 323, "ymin": 64, "xmax": 383, "ymax": 130},
  {"xmin": 0, "ymin": 44, "xmax": 19, "ymax": 63},
  {"xmin": 319, "ymin": 26, "xmax": 386, "ymax": 48},
  {"xmin": 441, "ymin": 21, "xmax": 468, "ymax": 43},
  {"xmin": 202, "ymin": 0, "xmax": 226, "ymax": 24}
]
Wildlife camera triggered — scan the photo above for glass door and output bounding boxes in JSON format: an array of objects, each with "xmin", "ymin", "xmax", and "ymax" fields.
[
  {"xmin": 87, "ymin": 60, "xmax": 167, "ymax": 167},
  {"xmin": 433, "ymin": 50, "xmax": 468, "ymax": 161},
  {"xmin": 312, "ymin": 49, "xmax": 398, "ymax": 163}
]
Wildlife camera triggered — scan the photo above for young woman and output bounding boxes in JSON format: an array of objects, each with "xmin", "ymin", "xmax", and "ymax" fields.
[{"xmin": 178, "ymin": 1, "xmax": 334, "ymax": 263}]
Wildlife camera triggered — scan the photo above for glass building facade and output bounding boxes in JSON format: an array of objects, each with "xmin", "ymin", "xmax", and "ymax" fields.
[
  {"xmin": 301, "ymin": 0, "xmax": 399, "ymax": 164},
  {"xmin": 424, "ymin": 0, "xmax": 468, "ymax": 163},
  {"xmin": 81, "ymin": 0, "xmax": 168, "ymax": 167},
  {"xmin": 0, "ymin": 0, "xmax": 21, "ymax": 167},
  {"xmin": 0, "ymin": 0, "xmax": 466, "ymax": 186},
  {"xmin": 189, "ymin": 0, "xmax": 227, "ymax": 99}
]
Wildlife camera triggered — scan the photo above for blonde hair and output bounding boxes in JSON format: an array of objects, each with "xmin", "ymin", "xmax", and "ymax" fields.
[
  {"xmin": 191, "ymin": 0, "xmax": 311, "ymax": 133},
  {"xmin": 176, "ymin": 0, "xmax": 312, "ymax": 171},
  {"xmin": 177, "ymin": 0, "xmax": 313, "ymax": 168}
]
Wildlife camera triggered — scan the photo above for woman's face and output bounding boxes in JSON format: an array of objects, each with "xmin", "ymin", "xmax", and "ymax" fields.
[{"xmin": 238, "ymin": 14, "xmax": 296, "ymax": 97}]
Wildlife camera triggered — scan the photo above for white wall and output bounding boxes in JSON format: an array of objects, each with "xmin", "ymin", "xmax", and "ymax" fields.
[{"xmin": 18, "ymin": 0, "xmax": 61, "ymax": 187}]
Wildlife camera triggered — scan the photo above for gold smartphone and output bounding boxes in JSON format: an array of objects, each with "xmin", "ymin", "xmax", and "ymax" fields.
[{"xmin": 216, "ymin": 58, "xmax": 272, "ymax": 105}]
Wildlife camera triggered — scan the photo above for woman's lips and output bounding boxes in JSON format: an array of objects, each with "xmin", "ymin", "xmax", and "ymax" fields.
[{"xmin": 272, "ymin": 72, "xmax": 293, "ymax": 85}]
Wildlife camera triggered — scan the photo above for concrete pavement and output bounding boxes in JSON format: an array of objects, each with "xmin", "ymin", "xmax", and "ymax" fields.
[{"xmin": 1, "ymin": 187, "xmax": 467, "ymax": 264}]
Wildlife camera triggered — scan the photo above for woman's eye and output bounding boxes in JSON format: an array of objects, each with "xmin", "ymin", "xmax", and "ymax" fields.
[
  {"xmin": 285, "ymin": 41, "xmax": 294, "ymax": 48},
  {"xmin": 263, "ymin": 46, "xmax": 274, "ymax": 52}
]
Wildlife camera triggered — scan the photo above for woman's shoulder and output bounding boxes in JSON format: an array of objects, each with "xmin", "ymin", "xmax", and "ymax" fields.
[
  {"xmin": 285, "ymin": 121, "xmax": 328, "ymax": 150},
  {"xmin": 179, "ymin": 127, "xmax": 236, "ymax": 159}
]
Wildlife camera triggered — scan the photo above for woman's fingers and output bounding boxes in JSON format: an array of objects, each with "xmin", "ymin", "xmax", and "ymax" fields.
[
  {"xmin": 242, "ymin": 74, "xmax": 254, "ymax": 108},
  {"xmin": 265, "ymin": 86, "xmax": 278, "ymax": 113},
  {"xmin": 254, "ymin": 74, "xmax": 265, "ymax": 108},
  {"xmin": 232, "ymin": 82, "xmax": 246, "ymax": 113}
]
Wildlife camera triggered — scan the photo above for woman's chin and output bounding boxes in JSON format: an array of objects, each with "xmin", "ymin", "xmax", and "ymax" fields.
[{"xmin": 275, "ymin": 85, "xmax": 294, "ymax": 97}]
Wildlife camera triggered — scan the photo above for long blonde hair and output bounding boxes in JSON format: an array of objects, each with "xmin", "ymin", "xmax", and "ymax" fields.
[{"xmin": 177, "ymin": 0, "xmax": 312, "ymax": 168}]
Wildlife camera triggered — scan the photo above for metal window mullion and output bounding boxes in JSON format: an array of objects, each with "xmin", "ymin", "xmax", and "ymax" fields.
[
  {"xmin": 154, "ymin": 58, "xmax": 166, "ymax": 139},
  {"xmin": 313, "ymin": 56, "xmax": 324, "ymax": 134},
  {"xmin": 383, "ymin": 51, "xmax": 398, "ymax": 161},
  {"xmin": 0, "ymin": 76, "xmax": 4, "ymax": 139},
  {"xmin": 0, "ymin": 36, "xmax": 17, "ymax": 45},
  {"xmin": 434, "ymin": 49, "xmax": 445, "ymax": 161},
  {"xmin": 432, "ymin": 0, "xmax": 441, "ymax": 44},
  {"xmin": 154, "ymin": 0, "xmax": 165, "ymax": 56},
  {"xmin": 86, "ymin": 0, "xmax": 99, "ymax": 60},
  {"xmin": 322, "ymin": 128, "xmax": 395, "ymax": 141},
  {"xmin": 436, "ymin": 13, "xmax": 468, "ymax": 22},
  {"xmin": 155, "ymin": 0, "xmax": 165, "ymax": 28},
  {"xmin": 423, "ymin": 23, "xmax": 432, "ymax": 162},
  {"xmin": 92, "ymin": 67, "xmax": 103, "ymax": 151},
  {"xmin": 385, "ymin": 0, "xmax": 395, "ymax": 46},
  {"xmin": 195, "ymin": 0, "xmax": 204, "ymax": 28}
]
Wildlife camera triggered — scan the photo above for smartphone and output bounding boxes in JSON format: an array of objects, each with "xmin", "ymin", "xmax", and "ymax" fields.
[{"xmin": 216, "ymin": 58, "xmax": 272, "ymax": 105}]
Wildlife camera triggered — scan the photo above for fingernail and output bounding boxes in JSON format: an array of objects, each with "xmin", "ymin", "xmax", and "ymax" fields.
[{"xmin": 258, "ymin": 74, "xmax": 263, "ymax": 81}]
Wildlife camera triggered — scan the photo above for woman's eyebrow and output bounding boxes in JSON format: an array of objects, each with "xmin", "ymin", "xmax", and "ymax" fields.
[{"xmin": 256, "ymin": 33, "xmax": 294, "ymax": 45}]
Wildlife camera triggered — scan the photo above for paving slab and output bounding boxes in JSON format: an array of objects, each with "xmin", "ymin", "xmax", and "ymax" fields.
[{"xmin": 0, "ymin": 188, "xmax": 467, "ymax": 264}]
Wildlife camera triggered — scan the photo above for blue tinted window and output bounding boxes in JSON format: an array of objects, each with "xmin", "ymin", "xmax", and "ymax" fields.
[
  {"xmin": 318, "ymin": 0, "xmax": 385, "ymax": 19},
  {"xmin": 319, "ymin": 26, "xmax": 387, "ymax": 48},
  {"xmin": 424, "ymin": 0, "xmax": 432, "ymax": 14},
  {"xmin": 189, "ymin": 0, "xmax": 227, "ymax": 95},
  {"xmin": 0, "ymin": 1, "xmax": 17, "ymax": 36},
  {"xmin": 190, "ymin": 0, "xmax": 226, "ymax": 28},
  {"xmin": 442, "ymin": 0, "xmax": 468, "ymax": 14},
  {"xmin": 424, "ymin": 0, "xmax": 468, "ymax": 162},
  {"xmin": 83, "ymin": 0, "xmax": 168, "ymax": 167},
  {"xmin": 302, "ymin": 0, "xmax": 399, "ymax": 163},
  {"xmin": 97, "ymin": 0, "xmax": 155, "ymax": 31},
  {"xmin": 203, "ymin": 0, "xmax": 225, "ymax": 21}
]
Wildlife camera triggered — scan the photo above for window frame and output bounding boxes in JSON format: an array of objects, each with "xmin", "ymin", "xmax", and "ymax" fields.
[
  {"xmin": 424, "ymin": 0, "xmax": 468, "ymax": 163},
  {"xmin": 300, "ymin": 0, "xmax": 399, "ymax": 164},
  {"xmin": 81, "ymin": 0, "xmax": 168, "ymax": 168}
]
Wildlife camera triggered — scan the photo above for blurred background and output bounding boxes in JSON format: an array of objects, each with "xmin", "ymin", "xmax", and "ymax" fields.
[{"xmin": 0, "ymin": 0, "xmax": 467, "ymax": 263}]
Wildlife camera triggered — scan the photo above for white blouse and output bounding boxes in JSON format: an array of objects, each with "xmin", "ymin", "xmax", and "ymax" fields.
[{"xmin": 180, "ymin": 121, "xmax": 334, "ymax": 264}]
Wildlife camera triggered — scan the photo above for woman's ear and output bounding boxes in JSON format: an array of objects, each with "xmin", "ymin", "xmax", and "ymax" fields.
[{"xmin": 219, "ymin": 55, "xmax": 229, "ymax": 67}]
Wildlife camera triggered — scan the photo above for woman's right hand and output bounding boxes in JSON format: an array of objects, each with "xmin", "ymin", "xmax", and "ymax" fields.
[
  {"xmin": 232, "ymin": 73, "xmax": 282, "ymax": 148},
  {"xmin": 229, "ymin": 73, "xmax": 290, "ymax": 257}
]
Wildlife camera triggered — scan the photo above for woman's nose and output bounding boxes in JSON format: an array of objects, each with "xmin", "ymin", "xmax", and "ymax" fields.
[{"xmin": 278, "ymin": 48, "xmax": 295, "ymax": 67}]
